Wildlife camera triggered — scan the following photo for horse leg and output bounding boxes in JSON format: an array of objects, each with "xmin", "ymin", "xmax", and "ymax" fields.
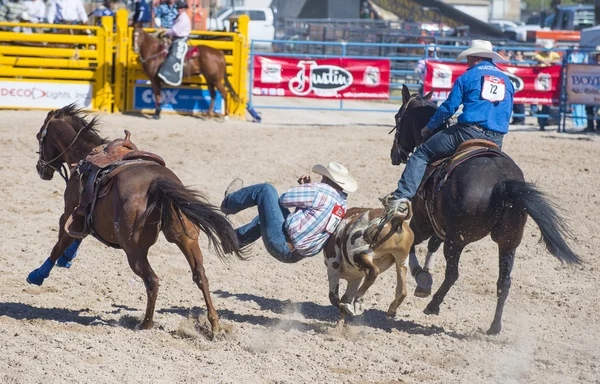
[
  {"xmin": 206, "ymin": 83, "xmax": 216, "ymax": 117},
  {"xmin": 349, "ymin": 252, "xmax": 380, "ymax": 316},
  {"xmin": 27, "ymin": 213, "xmax": 76, "ymax": 285},
  {"xmin": 487, "ymin": 246, "xmax": 517, "ymax": 335},
  {"xmin": 124, "ymin": 248, "xmax": 159, "ymax": 330},
  {"xmin": 338, "ymin": 278, "xmax": 362, "ymax": 326},
  {"xmin": 214, "ymin": 81, "xmax": 230, "ymax": 117},
  {"xmin": 166, "ymin": 230, "xmax": 224, "ymax": 340},
  {"xmin": 386, "ymin": 254, "xmax": 408, "ymax": 318},
  {"xmin": 151, "ymin": 79, "xmax": 162, "ymax": 119},
  {"xmin": 413, "ymin": 236, "xmax": 442, "ymax": 298},
  {"xmin": 487, "ymin": 211, "xmax": 525, "ymax": 334},
  {"xmin": 424, "ymin": 239, "xmax": 465, "ymax": 315}
]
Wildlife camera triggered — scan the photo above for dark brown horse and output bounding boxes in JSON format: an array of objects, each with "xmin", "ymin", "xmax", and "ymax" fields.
[
  {"xmin": 390, "ymin": 85, "xmax": 580, "ymax": 334},
  {"xmin": 29, "ymin": 104, "xmax": 245, "ymax": 339},
  {"xmin": 132, "ymin": 26, "xmax": 240, "ymax": 119}
]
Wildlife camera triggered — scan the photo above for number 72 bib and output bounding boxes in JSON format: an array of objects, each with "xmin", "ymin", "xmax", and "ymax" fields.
[{"xmin": 481, "ymin": 76, "xmax": 506, "ymax": 102}]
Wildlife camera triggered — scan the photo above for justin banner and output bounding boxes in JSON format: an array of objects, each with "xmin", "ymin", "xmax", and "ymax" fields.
[
  {"xmin": 566, "ymin": 64, "xmax": 600, "ymax": 105},
  {"xmin": 423, "ymin": 61, "xmax": 562, "ymax": 105},
  {"xmin": 252, "ymin": 56, "xmax": 390, "ymax": 99}
]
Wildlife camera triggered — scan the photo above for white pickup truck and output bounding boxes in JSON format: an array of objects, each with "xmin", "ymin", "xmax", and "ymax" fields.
[{"xmin": 207, "ymin": 6, "xmax": 275, "ymax": 49}]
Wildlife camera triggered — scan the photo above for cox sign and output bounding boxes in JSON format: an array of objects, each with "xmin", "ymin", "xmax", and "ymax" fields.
[{"xmin": 133, "ymin": 86, "xmax": 223, "ymax": 114}]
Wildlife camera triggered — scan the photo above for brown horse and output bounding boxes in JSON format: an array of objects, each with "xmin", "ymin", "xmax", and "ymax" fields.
[
  {"xmin": 132, "ymin": 26, "xmax": 240, "ymax": 119},
  {"xmin": 29, "ymin": 104, "xmax": 245, "ymax": 339},
  {"xmin": 389, "ymin": 86, "xmax": 580, "ymax": 334}
]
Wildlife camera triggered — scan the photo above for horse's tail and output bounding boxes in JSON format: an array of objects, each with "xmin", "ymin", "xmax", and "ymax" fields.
[
  {"xmin": 142, "ymin": 177, "xmax": 247, "ymax": 263},
  {"xmin": 223, "ymin": 68, "xmax": 241, "ymax": 103},
  {"xmin": 496, "ymin": 180, "xmax": 580, "ymax": 264}
]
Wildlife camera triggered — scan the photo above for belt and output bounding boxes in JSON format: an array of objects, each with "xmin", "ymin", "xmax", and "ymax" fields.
[{"xmin": 465, "ymin": 124, "xmax": 504, "ymax": 136}]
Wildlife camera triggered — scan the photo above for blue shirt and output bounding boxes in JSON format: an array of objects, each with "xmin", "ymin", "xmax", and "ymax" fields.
[
  {"xmin": 154, "ymin": 3, "xmax": 178, "ymax": 28},
  {"xmin": 426, "ymin": 61, "xmax": 514, "ymax": 134},
  {"xmin": 133, "ymin": 0, "xmax": 152, "ymax": 23}
]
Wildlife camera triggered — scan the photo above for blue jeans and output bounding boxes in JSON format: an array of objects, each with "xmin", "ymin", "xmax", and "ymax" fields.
[
  {"xmin": 221, "ymin": 183, "xmax": 299, "ymax": 263},
  {"xmin": 394, "ymin": 124, "xmax": 504, "ymax": 199}
]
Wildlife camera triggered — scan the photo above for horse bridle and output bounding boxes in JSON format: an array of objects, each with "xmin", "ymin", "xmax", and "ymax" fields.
[
  {"xmin": 389, "ymin": 95, "xmax": 419, "ymax": 163},
  {"xmin": 37, "ymin": 113, "xmax": 85, "ymax": 184},
  {"xmin": 133, "ymin": 30, "xmax": 168, "ymax": 64}
]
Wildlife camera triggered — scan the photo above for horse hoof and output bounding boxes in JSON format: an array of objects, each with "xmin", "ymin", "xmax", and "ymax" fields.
[
  {"xmin": 386, "ymin": 311, "xmax": 397, "ymax": 319},
  {"xmin": 152, "ymin": 114, "xmax": 161, "ymax": 120},
  {"xmin": 486, "ymin": 324, "xmax": 502, "ymax": 335},
  {"xmin": 211, "ymin": 329, "xmax": 226, "ymax": 341},
  {"xmin": 135, "ymin": 320, "xmax": 153, "ymax": 330},
  {"xmin": 414, "ymin": 270, "xmax": 433, "ymax": 298},
  {"xmin": 56, "ymin": 255, "xmax": 73, "ymax": 269},
  {"xmin": 340, "ymin": 303, "xmax": 355, "ymax": 316},
  {"xmin": 423, "ymin": 304, "xmax": 440, "ymax": 316},
  {"xmin": 353, "ymin": 301, "xmax": 365, "ymax": 316},
  {"xmin": 26, "ymin": 270, "xmax": 44, "ymax": 286}
]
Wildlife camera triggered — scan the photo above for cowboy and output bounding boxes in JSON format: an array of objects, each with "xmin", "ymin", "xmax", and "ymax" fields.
[
  {"xmin": 157, "ymin": 0, "xmax": 190, "ymax": 86},
  {"xmin": 220, "ymin": 162, "xmax": 357, "ymax": 263},
  {"xmin": 383, "ymin": 40, "xmax": 514, "ymax": 219}
]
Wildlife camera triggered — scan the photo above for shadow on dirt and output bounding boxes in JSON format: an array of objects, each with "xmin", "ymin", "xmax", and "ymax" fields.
[
  {"xmin": 0, "ymin": 301, "xmax": 117, "ymax": 326},
  {"xmin": 201, "ymin": 290, "xmax": 465, "ymax": 338}
]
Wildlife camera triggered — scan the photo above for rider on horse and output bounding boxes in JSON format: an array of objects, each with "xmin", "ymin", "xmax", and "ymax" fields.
[
  {"xmin": 157, "ymin": 0, "xmax": 191, "ymax": 86},
  {"xmin": 383, "ymin": 40, "xmax": 514, "ymax": 219}
]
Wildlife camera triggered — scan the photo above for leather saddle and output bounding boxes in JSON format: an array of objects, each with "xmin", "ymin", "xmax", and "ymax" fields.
[
  {"xmin": 417, "ymin": 139, "xmax": 507, "ymax": 239},
  {"xmin": 65, "ymin": 130, "xmax": 166, "ymax": 242}
]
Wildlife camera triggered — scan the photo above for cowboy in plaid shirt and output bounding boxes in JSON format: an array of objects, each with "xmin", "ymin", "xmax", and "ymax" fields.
[{"xmin": 221, "ymin": 162, "xmax": 357, "ymax": 263}]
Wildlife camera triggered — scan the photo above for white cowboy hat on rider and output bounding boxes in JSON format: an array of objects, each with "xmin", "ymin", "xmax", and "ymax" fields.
[
  {"xmin": 312, "ymin": 162, "xmax": 358, "ymax": 193},
  {"xmin": 456, "ymin": 40, "xmax": 504, "ymax": 62}
]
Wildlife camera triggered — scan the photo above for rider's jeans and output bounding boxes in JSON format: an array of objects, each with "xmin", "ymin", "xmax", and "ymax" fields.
[
  {"xmin": 221, "ymin": 183, "xmax": 297, "ymax": 263},
  {"xmin": 394, "ymin": 124, "xmax": 504, "ymax": 200}
]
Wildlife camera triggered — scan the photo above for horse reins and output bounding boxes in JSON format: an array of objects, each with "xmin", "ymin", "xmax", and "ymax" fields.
[
  {"xmin": 37, "ymin": 114, "xmax": 87, "ymax": 184},
  {"xmin": 134, "ymin": 30, "xmax": 168, "ymax": 64}
]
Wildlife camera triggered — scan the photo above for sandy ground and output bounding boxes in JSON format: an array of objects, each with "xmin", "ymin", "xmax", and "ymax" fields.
[{"xmin": 0, "ymin": 104, "xmax": 599, "ymax": 384}]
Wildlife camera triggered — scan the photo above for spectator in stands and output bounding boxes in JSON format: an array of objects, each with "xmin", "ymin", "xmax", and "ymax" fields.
[
  {"xmin": 0, "ymin": 0, "xmax": 27, "ymax": 24},
  {"xmin": 24, "ymin": 0, "xmax": 45, "ymax": 23},
  {"xmin": 511, "ymin": 50, "xmax": 526, "ymax": 125},
  {"xmin": 46, "ymin": 0, "xmax": 88, "ymax": 25},
  {"xmin": 534, "ymin": 40, "xmax": 562, "ymax": 131},
  {"xmin": 132, "ymin": 0, "xmax": 152, "ymax": 27},
  {"xmin": 154, "ymin": 0, "xmax": 177, "ymax": 28}
]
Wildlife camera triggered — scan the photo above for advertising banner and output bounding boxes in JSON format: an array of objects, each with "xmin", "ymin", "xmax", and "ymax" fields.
[
  {"xmin": 566, "ymin": 64, "xmax": 600, "ymax": 105},
  {"xmin": 133, "ymin": 86, "xmax": 223, "ymax": 114},
  {"xmin": 423, "ymin": 61, "xmax": 562, "ymax": 105},
  {"xmin": 0, "ymin": 81, "xmax": 92, "ymax": 109},
  {"xmin": 252, "ymin": 56, "xmax": 391, "ymax": 99}
]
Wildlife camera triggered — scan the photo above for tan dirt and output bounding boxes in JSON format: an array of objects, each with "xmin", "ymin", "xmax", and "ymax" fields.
[{"xmin": 0, "ymin": 107, "xmax": 599, "ymax": 384}]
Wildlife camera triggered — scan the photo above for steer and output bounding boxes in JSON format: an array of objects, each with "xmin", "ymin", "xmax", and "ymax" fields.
[{"xmin": 323, "ymin": 205, "xmax": 414, "ymax": 326}]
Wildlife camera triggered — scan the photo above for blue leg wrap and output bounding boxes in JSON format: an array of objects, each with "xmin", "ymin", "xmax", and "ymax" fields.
[
  {"xmin": 27, "ymin": 257, "xmax": 55, "ymax": 286},
  {"xmin": 56, "ymin": 239, "xmax": 81, "ymax": 268}
]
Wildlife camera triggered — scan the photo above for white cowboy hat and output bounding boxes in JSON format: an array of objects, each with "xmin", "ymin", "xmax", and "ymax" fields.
[
  {"xmin": 312, "ymin": 162, "xmax": 357, "ymax": 193},
  {"xmin": 456, "ymin": 40, "xmax": 504, "ymax": 62}
]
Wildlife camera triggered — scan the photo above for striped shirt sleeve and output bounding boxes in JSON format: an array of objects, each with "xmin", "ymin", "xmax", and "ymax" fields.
[{"xmin": 280, "ymin": 184, "xmax": 318, "ymax": 209}]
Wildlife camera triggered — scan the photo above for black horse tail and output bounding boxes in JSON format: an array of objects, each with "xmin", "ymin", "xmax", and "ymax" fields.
[
  {"xmin": 496, "ymin": 180, "xmax": 580, "ymax": 264},
  {"xmin": 223, "ymin": 69, "xmax": 241, "ymax": 103},
  {"xmin": 142, "ymin": 178, "xmax": 248, "ymax": 263}
]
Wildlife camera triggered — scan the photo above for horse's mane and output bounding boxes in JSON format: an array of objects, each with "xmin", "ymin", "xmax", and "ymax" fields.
[{"xmin": 53, "ymin": 103, "xmax": 108, "ymax": 146}]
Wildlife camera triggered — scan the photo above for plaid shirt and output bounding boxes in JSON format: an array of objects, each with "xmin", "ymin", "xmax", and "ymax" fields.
[
  {"xmin": 154, "ymin": 3, "xmax": 178, "ymax": 28},
  {"xmin": 281, "ymin": 183, "xmax": 347, "ymax": 256}
]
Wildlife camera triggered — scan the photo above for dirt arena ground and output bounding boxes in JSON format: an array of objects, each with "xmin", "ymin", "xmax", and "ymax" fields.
[{"xmin": 1, "ymin": 105, "xmax": 599, "ymax": 384}]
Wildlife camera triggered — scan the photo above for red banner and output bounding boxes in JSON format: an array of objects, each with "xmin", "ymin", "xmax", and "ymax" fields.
[
  {"xmin": 252, "ymin": 56, "xmax": 390, "ymax": 99},
  {"xmin": 423, "ymin": 60, "xmax": 562, "ymax": 105}
]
